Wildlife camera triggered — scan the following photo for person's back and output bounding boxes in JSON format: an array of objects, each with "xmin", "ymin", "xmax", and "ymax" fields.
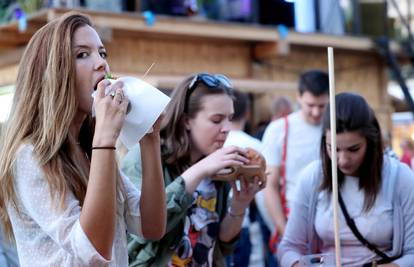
[{"xmin": 261, "ymin": 70, "xmax": 329, "ymax": 240}]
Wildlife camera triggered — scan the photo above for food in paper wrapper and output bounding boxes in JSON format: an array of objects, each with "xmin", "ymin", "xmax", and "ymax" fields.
[{"xmin": 213, "ymin": 148, "xmax": 266, "ymax": 184}]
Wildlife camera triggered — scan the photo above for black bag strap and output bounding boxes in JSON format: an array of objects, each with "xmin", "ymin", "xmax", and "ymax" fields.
[{"xmin": 338, "ymin": 191, "xmax": 397, "ymax": 263}]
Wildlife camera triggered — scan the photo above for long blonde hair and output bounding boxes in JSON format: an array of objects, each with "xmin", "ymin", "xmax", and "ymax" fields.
[{"xmin": 0, "ymin": 13, "xmax": 96, "ymax": 239}]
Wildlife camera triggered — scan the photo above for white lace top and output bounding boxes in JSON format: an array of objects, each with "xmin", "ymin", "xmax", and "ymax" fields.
[{"xmin": 7, "ymin": 144, "xmax": 142, "ymax": 267}]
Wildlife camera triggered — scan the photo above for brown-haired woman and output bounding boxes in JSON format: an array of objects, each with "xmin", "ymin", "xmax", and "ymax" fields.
[
  {"xmin": 124, "ymin": 73, "xmax": 264, "ymax": 266},
  {"xmin": 0, "ymin": 12, "xmax": 166, "ymax": 266},
  {"xmin": 278, "ymin": 93, "xmax": 414, "ymax": 267}
]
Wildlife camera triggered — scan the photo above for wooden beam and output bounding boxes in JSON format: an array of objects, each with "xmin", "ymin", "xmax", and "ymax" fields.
[
  {"xmin": 50, "ymin": 8, "xmax": 280, "ymax": 42},
  {"xmin": 0, "ymin": 31, "xmax": 33, "ymax": 46},
  {"xmin": 0, "ymin": 18, "xmax": 47, "ymax": 47},
  {"xmin": 113, "ymin": 72, "xmax": 297, "ymax": 93},
  {"xmin": 254, "ymin": 41, "xmax": 290, "ymax": 60},
  {"xmin": 286, "ymin": 31, "xmax": 375, "ymax": 51},
  {"xmin": 49, "ymin": 8, "xmax": 381, "ymax": 52},
  {"xmin": 0, "ymin": 47, "xmax": 25, "ymax": 68}
]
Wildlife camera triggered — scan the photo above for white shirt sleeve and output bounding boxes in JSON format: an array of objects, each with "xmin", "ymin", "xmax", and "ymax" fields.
[
  {"xmin": 13, "ymin": 145, "xmax": 111, "ymax": 266},
  {"xmin": 119, "ymin": 170, "xmax": 142, "ymax": 237},
  {"xmin": 261, "ymin": 119, "xmax": 284, "ymax": 167}
]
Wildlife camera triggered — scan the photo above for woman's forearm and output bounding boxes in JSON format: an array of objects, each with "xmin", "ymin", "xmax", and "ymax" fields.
[
  {"xmin": 139, "ymin": 137, "xmax": 166, "ymax": 240},
  {"xmin": 219, "ymin": 205, "xmax": 245, "ymax": 242},
  {"xmin": 181, "ymin": 166, "xmax": 206, "ymax": 194},
  {"xmin": 80, "ymin": 148, "xmax": 117, "ymax": 260}
]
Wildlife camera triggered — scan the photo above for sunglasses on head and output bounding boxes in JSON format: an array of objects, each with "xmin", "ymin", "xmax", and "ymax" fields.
[
  {"xmin": 189, "ymin": 73, "xmax": 232, "ymax": 91},
  {"xmin": 184, "ymin": 73, "xmax": 233, "ymax": 113}
]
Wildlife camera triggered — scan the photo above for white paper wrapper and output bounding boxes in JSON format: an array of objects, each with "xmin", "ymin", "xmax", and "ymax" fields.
[{"xmin": 91, "ymin": 76, "xmax": 170, "ymax": 149}]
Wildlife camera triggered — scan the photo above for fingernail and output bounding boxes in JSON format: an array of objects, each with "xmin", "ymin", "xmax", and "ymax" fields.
[{"xmin": 101, "ymin": 80, "xmax": 111, "ymax": 87}]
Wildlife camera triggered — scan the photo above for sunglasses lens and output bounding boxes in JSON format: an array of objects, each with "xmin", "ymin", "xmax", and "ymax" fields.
[
  {"xmin": 214, "ymin": 74, "xmax": 232, "ymax": 88},
  {"xmin": 198, "ymin": 73, "xmax": 232, "ymax": 89},
  {"xmin": 199, "ymin": 74, "xmax": 219, "ymax": 87},
  {"xmin": 184, "ymin": 73, "xmax": 232, "ymax": 113}
]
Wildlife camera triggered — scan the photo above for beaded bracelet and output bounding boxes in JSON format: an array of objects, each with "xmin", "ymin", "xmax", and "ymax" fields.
[{"xmin": 91, "ymin": 146, "xmax": 116, "ymax": 150}]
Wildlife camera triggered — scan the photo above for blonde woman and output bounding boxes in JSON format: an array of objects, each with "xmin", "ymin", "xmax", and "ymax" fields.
[{"xmin": 0, "ymin": 12, "xmax": 166, "ymax": 267}]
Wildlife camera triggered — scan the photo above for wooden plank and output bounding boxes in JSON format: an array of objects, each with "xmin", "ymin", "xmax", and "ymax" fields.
[
  {"xmin": 105, "ymin": 36, "xmax": 251, "ymax": 78},
  {"xmin": 51, "ymin": 8, "xmax": 280, "ymax": 43},
  {"xmin": 286, "ymin": 32, "xmax": 374, "ymax": 51},
  {"xmin": 254, "ymin": 41, "xmax": 290, "ymax": 59},
  {"xmin": 0, "ymin": 31, "xmax": 33, "ymax": 46},
  {"xmin": 0, "ymin": 47, "xmax": 25, "ymax": 68},
  {"xmin": 112, "ymin": 73, "xmax": 297, "ymax": 93},
  {"xmin": 0, "ymin": 17, "xmax": 48, "ymax": 46}
]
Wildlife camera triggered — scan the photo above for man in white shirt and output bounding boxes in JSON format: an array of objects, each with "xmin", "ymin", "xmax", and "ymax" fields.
[{"xmin": 261, "ymin": 70, "xmax": 329, "ymax": 238}]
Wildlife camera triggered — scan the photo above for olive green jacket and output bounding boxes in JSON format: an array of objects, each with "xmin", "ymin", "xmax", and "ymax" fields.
[{"xmin": 121, "ymin": 145, "xmax": 239, "ymax": 267}]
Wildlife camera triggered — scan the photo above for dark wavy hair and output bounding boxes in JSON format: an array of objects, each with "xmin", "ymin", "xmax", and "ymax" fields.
[
  {"xmin": 320, "ymin": 93, "xmax": 383, "ymax": 211},
  {"xmin": 160, "ymin": 73, "xmax": 234, "ymax": 177}
]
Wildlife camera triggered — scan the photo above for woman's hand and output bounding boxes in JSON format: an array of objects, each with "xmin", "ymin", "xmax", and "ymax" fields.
[
  {"xmin": 83, "ymin": 79, "xmax": 128, "ymax": 259},
  {"xmin": 229, "ymin": 175, "xmax": 264, "ymax": 214},
  {"xmin": 181, "ymin": 146, "xmax": 249, "ymax": 194},
  {"xmin": 140, "ymin": 114, "xmax": 163, "ymax": 144},
  {"xmin": 197, "ymin": 146, "xmax": 250, "ymax": 177},
  {"xmin": 93, "ymin": 80, "xmax": 129, "ymax": 146},
  {"xmin": 218, "ymin": 174, "xmax": 264, "ymax": 242}
]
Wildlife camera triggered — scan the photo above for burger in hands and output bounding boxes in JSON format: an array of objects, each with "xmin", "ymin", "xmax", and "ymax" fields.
[{"xmin": 213, "ymin": 148, "xmax": 266, "ymax": 185}]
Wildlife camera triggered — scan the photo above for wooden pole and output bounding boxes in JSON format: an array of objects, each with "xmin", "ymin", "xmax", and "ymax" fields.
[{"xmin": 328, "ymin": 47, "xmax": 342, "ymax": 267}]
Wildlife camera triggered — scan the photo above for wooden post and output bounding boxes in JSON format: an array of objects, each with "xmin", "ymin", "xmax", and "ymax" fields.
[{"xmin": 328, "ymin": 47, "xmax": 342, "ymax": 267}]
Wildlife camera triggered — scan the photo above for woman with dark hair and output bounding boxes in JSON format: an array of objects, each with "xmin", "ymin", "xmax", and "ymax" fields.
[
  {"xmin": 123, "ymin": 73, "xmax": 265, "ymax": 266},
  {"xmin": 278, "ymin": 93, "xmax": 414, "ymax": 267}
]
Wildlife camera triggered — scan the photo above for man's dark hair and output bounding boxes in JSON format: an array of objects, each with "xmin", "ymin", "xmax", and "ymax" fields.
[
  {"xmin": 298, "ymin": 70, "xmax": 329, "ymax": 96},
  {"xmin": 232, "ymin": 89, "xmax": 250, "ymax": 122}
]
